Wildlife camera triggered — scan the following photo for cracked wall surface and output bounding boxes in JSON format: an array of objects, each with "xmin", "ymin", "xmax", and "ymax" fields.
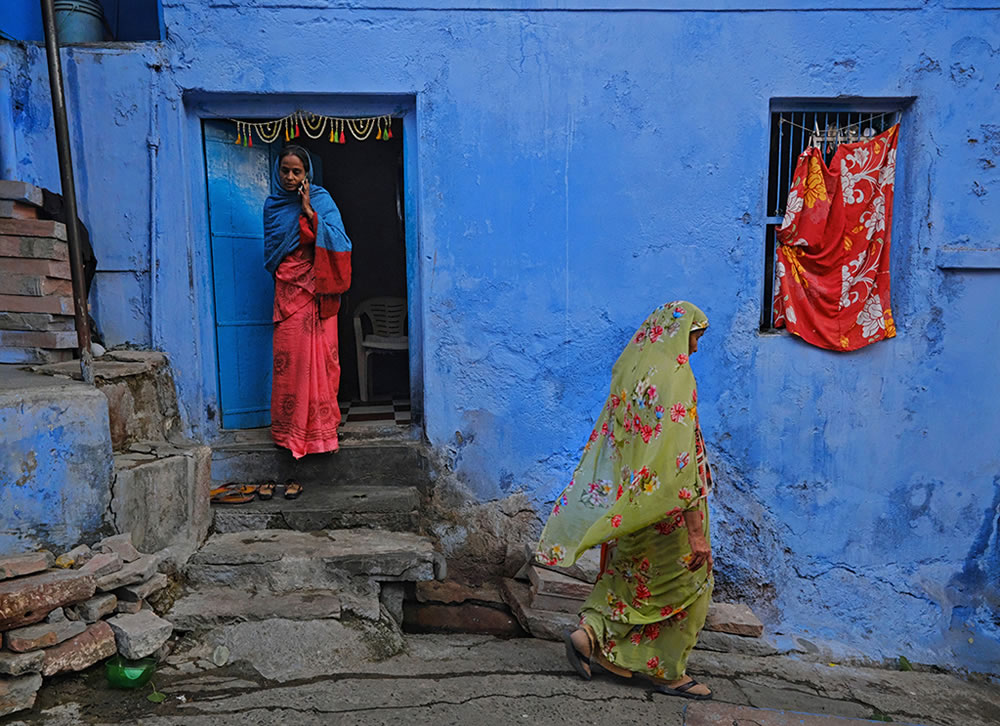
[
  {"xmin": 1, "ymin": 2, "xmax": 998, "ymax": 671},
  {"xmin": 0, "ymin": 372, "xmax": 113, "ymax": 555}
]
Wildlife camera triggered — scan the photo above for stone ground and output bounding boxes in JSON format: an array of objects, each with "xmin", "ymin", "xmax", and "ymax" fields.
[{"xmin": 5, "ymin": 634, "xmax": 998, "ymax": 726}]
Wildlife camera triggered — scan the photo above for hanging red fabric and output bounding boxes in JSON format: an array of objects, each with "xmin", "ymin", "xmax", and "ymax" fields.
[{"xmin": 773, "ymin": 125, "xmax": 899, "ymax": 351}]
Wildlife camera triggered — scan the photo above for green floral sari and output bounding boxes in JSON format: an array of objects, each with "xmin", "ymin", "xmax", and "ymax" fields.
[{"xmin": 536, "ymin": 301, "xmax": 713, "ymax": 680}]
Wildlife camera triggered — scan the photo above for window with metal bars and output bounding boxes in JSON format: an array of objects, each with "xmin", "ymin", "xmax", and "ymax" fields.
[{"xmin": 761, "ymin": 105, "xmax": 902, "ymax": 331}]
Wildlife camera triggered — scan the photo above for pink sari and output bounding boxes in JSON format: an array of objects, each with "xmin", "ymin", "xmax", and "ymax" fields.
[{"xmin": 271, "ymin": 215, "xmax": 342, "ymax": 457}]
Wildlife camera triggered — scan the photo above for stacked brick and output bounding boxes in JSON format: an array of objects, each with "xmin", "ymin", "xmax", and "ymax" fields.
[
  {"xmin": 0, "ymin": 533, "xmax": 175, "ymax": 717},
  {"xmin": 500, "ymin": 547, "xmax": 766, "ymax": 643},
  {"xmin": 0, "ymin": 180, "xmax": 77, "ymax": 365},
  {"xmin": 500, "ymin": 554, "xmax": 599, "ymax": 640}
]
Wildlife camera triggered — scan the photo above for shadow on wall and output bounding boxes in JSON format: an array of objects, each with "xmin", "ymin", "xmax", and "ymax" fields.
[
  {"xmin": 705, "ymin": 452, "xmax": 790, "ymax": 627},
  {"xmin": 945, "ymin": 477, "xmax": 1000, "ymax": 673}
]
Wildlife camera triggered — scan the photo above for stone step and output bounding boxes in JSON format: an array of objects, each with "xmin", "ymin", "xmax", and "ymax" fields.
[
  {"xmin": 168, "ymin": 586, "xmax": 344, "ymax": 630},
  {"xmin": 34, "ymin": 351, "xmax": 182, "ymax": 451},
  {"xmin": 112, "ymin": 440, "xmax": 211, "ymax": 566},
  {"xmin": 212, "ymin": 484, "xmax": 420, "ymax": 533},
  {"xmin": 168, "ymin": 611, "xmax": 406, "ymax": 682},
  {"xmin": 185, "ymin": 529, "xmax": 444, "ymax": 594},
  {"xmin": 404, "ymin": 579, "xmax": 526, "ymax": 637},
  {"xmin": 211, "ymin": 437, "xmax": 431, "ymax": 492},
  {"xmin": 0, "ymin": 346, "xmax": 74, "ymax": 364}
]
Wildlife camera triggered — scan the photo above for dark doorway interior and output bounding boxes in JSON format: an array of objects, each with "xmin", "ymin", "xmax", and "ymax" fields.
[{"xmin": 295, "ymin": 118, "xmax": 408, "ymax": 402}]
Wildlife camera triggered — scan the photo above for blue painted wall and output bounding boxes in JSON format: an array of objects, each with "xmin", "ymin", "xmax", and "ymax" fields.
[
  {"xmin": 0, "ymin": 369, "xmax": 113, "ymax": 555},
  {"xmin": 0, "ymin": 1, "xmax": 997, "ymax": 672},
  {"xmin": 0, "ymin": 2, "xmax": 42, "ymax": 42}
]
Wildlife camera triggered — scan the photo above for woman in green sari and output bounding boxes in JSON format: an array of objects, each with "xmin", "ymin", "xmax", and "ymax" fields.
[{"xmin": 536, "ymin": 301, "xmax": 714, "ymax": 699}]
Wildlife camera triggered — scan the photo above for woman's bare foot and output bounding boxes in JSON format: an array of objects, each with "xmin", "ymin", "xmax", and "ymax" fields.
[
  {"xmin": 573, "ymin": 626, "xmax": 633, "ymax": 679},
  {"xmin": 569, "ymin": 628, "xmax": 592, "ymax": 678},
  {"xmin": 661, "ymin": 674, "xmax": 711, "ymax": 697}
]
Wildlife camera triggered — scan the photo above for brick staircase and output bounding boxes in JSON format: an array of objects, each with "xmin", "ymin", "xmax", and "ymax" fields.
[{"xmin": 0, "ymin": 181, "xmax": 76, "ymax": 365}]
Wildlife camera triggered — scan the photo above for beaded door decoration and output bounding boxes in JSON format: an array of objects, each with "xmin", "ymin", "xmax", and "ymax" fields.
[{"xmin": 231, "ymin": 111, "xmax": 395, "ymax": 147}]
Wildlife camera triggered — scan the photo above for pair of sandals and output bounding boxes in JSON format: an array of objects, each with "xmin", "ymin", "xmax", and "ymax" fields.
[
  {"xmin": 210, "ymin": 480, "xmax": 303, "ymax": 504},
  {"xmin": 259, "ymin": 480, "xmax": 302, "ymax": 500},
  {"xmin": 562, "ymin": 629, "xmax": 712, "ymax": 700}
]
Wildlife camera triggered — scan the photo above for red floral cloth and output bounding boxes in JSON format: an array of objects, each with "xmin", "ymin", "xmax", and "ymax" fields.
[{"xmin": 773, "ymin": 125, "xmax": 899, "ymax": 351}]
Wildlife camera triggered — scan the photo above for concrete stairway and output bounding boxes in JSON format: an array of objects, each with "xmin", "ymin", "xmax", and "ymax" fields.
[
  {"xmin": 209, "ymin": 431, "xmax": 428, "ymax": 534},
  {"xmin": 168, "ymin": 527, "xmax": 444, "ymax": 670},
  {"xmin": 167, "ymin": 428, "xmax": 442, "ymax": 664},
  {"xmin": 212, "ymin": 483, "xmax": 420, "ymax": 533}
]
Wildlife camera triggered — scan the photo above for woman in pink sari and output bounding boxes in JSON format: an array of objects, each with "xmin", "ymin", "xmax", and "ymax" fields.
[{"xmin": 263, "ymin": 146, "xmax": 352, "ymax": 490}]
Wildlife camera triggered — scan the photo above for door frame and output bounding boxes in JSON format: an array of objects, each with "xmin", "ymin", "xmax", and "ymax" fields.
[{"xmin": 185, "ymin": 93, "xmax": 423, "ymax": 440}]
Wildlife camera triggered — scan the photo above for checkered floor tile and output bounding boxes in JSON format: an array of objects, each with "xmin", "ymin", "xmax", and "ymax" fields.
[{"xmin": 338, "ymin": 399, "xmax": 411, "ymax": 430}]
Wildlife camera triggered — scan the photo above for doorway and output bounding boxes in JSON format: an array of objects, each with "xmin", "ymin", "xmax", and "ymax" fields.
[{"xmin": 203, "ymin": 116, "xmax": 410, "ymax": 431}]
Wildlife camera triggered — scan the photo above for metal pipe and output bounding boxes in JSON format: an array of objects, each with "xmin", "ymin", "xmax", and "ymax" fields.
[
  {"xmin": 0, "ymin": 79, "xmax": 18, "ymax": 180},
  {"xmin": 147, "ymin": 75, "xmax": 160, "ymax": 349},
  {"xmin": 39, "ymin": 0, "xmax": 94, "ymax": 384}
]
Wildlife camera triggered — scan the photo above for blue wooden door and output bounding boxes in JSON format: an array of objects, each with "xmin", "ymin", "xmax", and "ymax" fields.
[{"xmin": 204, "ymin": 121, "xmax": 276, "ymax": 429}]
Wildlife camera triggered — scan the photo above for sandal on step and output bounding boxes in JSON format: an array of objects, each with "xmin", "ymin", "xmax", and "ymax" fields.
[
  {"xmin": 258, "ymin": 481, "xmax": 276, "ymax": 500},
  {"xmin": 210, "ymin": 483, "xmax": 257, "ymax": 505},
  {"xmin": 649, "ymin": 677, "xmax": 712, "ymax": 701},
  {"xmin": 562, "ymin": 629, "xmax": 592, "ymax": 681},
  {"xmin": 283, "ymin": 480, "xmax": 303, "ymax": 500}
]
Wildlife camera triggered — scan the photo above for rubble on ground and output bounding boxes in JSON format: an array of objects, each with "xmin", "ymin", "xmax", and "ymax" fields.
[{"xmin": 0, "ymin": 532, "xmax": 175, "ymax": 717}]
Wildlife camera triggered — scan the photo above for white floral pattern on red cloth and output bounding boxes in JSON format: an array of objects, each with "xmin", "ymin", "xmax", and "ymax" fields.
[{"xmin": 773, "ymin": 125, "xmax": 899, "ymax": 350}]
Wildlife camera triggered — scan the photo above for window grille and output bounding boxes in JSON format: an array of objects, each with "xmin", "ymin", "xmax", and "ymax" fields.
[{"xmin": 761, "ymin": 107, "xmax": 902, "ymax": 331}]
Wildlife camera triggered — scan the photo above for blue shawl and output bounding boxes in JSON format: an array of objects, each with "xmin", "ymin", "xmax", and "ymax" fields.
[{"xmin": 262, "ymin": 151, "xmax": 352, "ymax": 278}]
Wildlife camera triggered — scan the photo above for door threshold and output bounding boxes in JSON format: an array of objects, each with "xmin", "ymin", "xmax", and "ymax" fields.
[{"xmin": 215, "ymin": 399, "xmax": 417, "ymax": 449}]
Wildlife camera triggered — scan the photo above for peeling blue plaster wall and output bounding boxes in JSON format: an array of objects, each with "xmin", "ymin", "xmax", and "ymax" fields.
[
  {"xmin": 0, "ymin": 369, "xmax": 113, "ymax": 556},
  {"xmin": 0, "ymin": 40, "xmax": 164, "ymax": 347},
  {"xmin": 1, "ymin": 1, "xmax": 997, "ymax": 672}
]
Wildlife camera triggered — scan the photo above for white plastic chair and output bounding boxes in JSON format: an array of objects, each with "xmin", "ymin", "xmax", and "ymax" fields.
[{"xmin": 353, "ymin": 297, "xmax": 408, "ymax": 402}]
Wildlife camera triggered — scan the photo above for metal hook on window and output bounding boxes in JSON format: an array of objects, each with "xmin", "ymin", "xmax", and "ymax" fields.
[{"xmin": 828, "ymin": 124, "xmax": 841, "ymax": 157}]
